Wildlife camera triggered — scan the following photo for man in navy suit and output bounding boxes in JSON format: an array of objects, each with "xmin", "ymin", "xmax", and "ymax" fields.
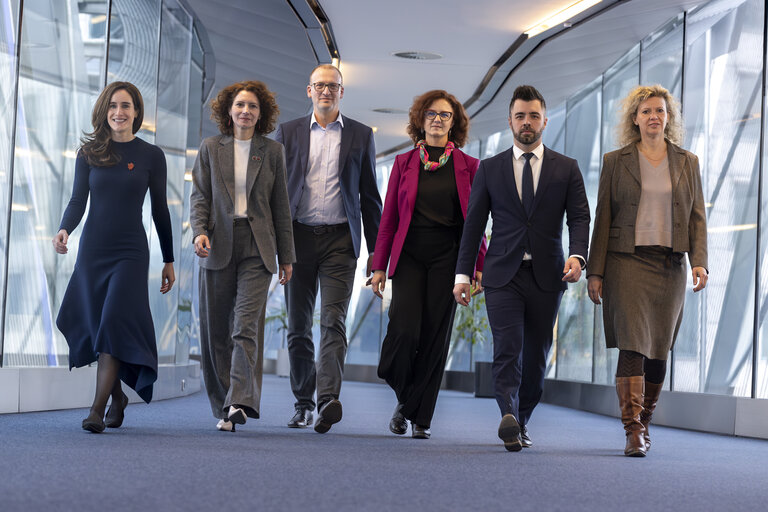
[
  {"xmin": 275, "ymin": 64, "xmax": 382, "ymax": 433},
  {"xmin": 454, "ymin": 85, "xmax": 590, "ymax": 451}
]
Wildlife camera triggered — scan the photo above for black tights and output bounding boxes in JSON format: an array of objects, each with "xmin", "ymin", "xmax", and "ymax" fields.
[
  {"xmin": 616, "ymin": 350, "xmax": 667, "ymax": 384},
  {"xmin": 90, "ymin": 353, "xmax": 122, "ymax": 417}
]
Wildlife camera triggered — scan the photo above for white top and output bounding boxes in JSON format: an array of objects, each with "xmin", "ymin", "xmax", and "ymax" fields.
[
  {"xmin": 295, "ymin": 112, "xmax": 347, "ymax": 225},
  {"xmin": 233, "ymin": 138, "xmax": 250, "ymax": 218}
]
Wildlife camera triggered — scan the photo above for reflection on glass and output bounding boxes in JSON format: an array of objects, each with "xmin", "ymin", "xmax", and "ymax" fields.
[
  {"xmin": 640, "ymin": 13, "xmax": 684, "ymax": 100},
  {"xmin": 0, "ymin": 0, "xmax": 20, "ymax": 363},
  {"xmin": 676, "ymin": 0, "xmax": 762, "ymax": 396}
]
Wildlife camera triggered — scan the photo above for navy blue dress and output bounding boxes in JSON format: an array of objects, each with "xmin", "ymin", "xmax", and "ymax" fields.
[{"xmin": 56, "ymin": 137, "xmax": 174, "ymax": 403}]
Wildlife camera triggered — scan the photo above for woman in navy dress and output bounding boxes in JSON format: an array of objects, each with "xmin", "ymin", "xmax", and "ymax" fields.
[{"xmin": 53, "ymin": 82, "xmax": 175, "ymax": 433}]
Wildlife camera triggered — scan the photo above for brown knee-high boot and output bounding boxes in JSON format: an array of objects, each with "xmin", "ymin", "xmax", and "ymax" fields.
[
  {"xmin": 640, "ymin": 381, "xmax": 663, "ymax": 451},
  {"xmin": 616, "ymin": 376, "xmax": 646, "ymax": 457}
]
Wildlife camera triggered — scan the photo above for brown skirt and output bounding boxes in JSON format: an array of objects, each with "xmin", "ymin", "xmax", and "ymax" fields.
[{"xmin": 602, "ymin": 246, "xmax": 687, "ymax": 360}]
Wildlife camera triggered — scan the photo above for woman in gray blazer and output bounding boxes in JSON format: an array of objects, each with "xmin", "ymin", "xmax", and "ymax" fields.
[
  {"xmin": 190, "ymin": 81, "xmax": 295, "ymax": 432},
  {"xmin": 587, "ymin": 85, "xmax": 708, "ymax": 457}
]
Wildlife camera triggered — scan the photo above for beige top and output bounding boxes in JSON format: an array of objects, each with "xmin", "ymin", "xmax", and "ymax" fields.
[{"xmin": 635, "ymin": 152, "xmax": 672, "ymax": 247}]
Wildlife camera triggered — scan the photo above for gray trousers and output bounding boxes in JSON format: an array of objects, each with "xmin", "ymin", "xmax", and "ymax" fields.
[
  {"xmin": 199, "ymin": 223, "xmax": 272, "ymax": 419},
  {"xmin": 286, "ymin": 222, "xmax": 357, "ymax": 412}
]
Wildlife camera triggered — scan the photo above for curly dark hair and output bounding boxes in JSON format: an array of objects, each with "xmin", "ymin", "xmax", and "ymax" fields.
[
  {"xmin": 80, "ymin": 81, "xmax": 144, "ymax": 167},
  {"xmin": 407, "ymin": 90, "xmax": 469, "ymax": 147},
  {"xmin": 210, "ymin": 80, "xmax": 279, "ymax": 136}
]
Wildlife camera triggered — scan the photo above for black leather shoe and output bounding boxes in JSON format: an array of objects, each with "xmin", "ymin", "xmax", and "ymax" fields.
[
  {"xmin": 287, "ymin": 408, "xmax": 313, "ymax": 428},
  {"xmin": 498, "ymin": 413, "xmax": 522, "ymax": 452},
  {"xmin": 105, "ymin": 391, "xmax": 129, "ymax": 428},
  {"xmin": 82, "ymin": 411, "xmax": 105, "ymax": 433},
  {"xmin": 520, "ymin": 425, "xmax": 532, "ymax": 448},
  {"xmin": 389, "ymin": 403, "xmax": 408, "ymax": 435},
  {"xmin": 314, "ymin": 399, "xmax": 342, "ymax": 433},
  {"xmin": 412, "ymin": 423, "xmax": 431, "ymax": 439}
]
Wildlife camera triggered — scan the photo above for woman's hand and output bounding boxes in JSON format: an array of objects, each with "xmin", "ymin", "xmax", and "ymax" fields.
[
  {"xmin": 194, "ymin": 234, "xmax": 211, "ymax": 258},
  {"xmin": 160, "ymin": 263, "xmax": 175, "ymax": 294},
  {"xmin": 587, "ymin": 275, "xmax": 603, "ymax": 305},
  {"xmin": 279, "ymin": 264, "xmax": 292, "ymax": 285},
  {"xmin": 53, "ymin": 229, "xmax": 69, "ymax": 254},
  {"xmin": 692, "ymin": 266, "xmax": 708, "ymax": 292},
  {"xmin": 370, "ymin": 270, "xmax": 387, "ymax": 299},
  {"xmin": 471, "ymin": 271, "xmax": 483, "ymax": 296}
]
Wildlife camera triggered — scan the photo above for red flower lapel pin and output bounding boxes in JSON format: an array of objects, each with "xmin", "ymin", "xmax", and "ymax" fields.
[{"xmin": 127, "ymin": 162, "xmax": 135, "ymax": 171}]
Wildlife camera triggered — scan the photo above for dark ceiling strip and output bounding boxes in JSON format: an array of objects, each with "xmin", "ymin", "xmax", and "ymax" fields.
[
  {"xmin": 377, "ymin": 0, "xmax": 632, "ymax": 159},
  {"xmin": 285, "ymin": 0, "xmax": 340, "ymax": 63}
]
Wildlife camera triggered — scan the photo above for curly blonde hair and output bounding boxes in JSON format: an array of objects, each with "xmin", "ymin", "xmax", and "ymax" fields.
[{"xmin": 616, "ymin": 84, "xmax": 682, "ymax": 147}]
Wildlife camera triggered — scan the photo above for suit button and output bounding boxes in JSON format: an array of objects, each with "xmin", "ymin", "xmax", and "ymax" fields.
[
  {"xmin": 527, "ymin": 222, "xmax": 532, "ymax": 227},
  {"xmin": 248, "ymin": 216, "xmax": 254, "ymax": 221}
]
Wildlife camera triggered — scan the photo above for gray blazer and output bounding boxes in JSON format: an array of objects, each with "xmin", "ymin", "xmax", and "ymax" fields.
[
  {"xmin": 190, "ymin": 134, "xmax": 295, "ymax": 273},
  {"xmin": 588, "ymin": 141, "xmax": 708, "ymax": 278}
]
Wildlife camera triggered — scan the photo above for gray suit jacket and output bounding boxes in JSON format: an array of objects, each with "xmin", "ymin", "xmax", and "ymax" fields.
[
  {"xmin": 587, "ymin": 141, "xmax": 708, "ymax": 278},
  {"xmin": 190, "ymin": 134, "xmax": 295, "ymax": 273}
]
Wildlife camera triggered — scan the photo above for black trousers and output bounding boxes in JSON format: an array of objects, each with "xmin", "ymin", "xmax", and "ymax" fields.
[
  {"xmin": 286, "ymin": 222, "xmax": 357, "ymax": 412},
  {"xmin": 377, "ymin": 226, "xmax": 459, "ymax": 428}
]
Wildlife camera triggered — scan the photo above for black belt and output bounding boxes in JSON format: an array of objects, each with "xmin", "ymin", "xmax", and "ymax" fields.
[
  {"xmin": 233, "ymin": 217, "xmax": 249, "ymax": 226},
  {"xmin": 294, "ymin": 221, "xmax": 348, "ymax": 235}
]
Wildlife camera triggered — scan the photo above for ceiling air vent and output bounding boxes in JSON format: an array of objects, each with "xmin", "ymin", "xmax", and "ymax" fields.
[{"xmin": 392, "ymin": 51, "xmax": 442, "ymax": 60}]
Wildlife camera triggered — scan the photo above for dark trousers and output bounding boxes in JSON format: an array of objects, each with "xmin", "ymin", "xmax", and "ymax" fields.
[
  {"xmin": 199, "ymin": 222, "xmax": 272, "ymax": 419},
  {"xmin": 484, "ymin": 263, "xmax": 563, "ymax": 424},
  {"xmin": 285, "ymin": 222, "xmax": 357, "ymax": 411},
  {"xmin": 377, "ymin": 226, "xmax": 459, "ymax": 428}
]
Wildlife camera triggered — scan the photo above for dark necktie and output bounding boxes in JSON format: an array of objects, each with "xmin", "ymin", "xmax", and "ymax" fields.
[{"xmin": 522, "ymin": 152, "xmax": 534, "ymax": 217}]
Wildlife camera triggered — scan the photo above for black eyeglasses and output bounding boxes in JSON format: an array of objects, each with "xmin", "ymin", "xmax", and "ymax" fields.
[
  {"xmin": 311, "ymin": 82, "xmax": 342, "ymax": 92},
  {"xmin": 425, "ymin": 110, "xmax": 453, "ymax": 121}
]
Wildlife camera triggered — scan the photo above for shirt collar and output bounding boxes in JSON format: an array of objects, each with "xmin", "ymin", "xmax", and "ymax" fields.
[
  {"xmin": 513, "ymin": 142, "xmax": 544, "ymax": 161},
  {"xmin": 310, "ymin": 112, "xmax": 344, "ymax": 129}
]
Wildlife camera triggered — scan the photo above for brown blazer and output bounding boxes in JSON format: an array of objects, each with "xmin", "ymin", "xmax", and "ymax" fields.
[{"xmin": 587, "ymin": 141, "xmax": 707, "ymax": 277}]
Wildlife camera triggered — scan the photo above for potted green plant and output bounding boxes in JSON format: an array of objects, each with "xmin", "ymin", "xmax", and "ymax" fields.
[{"xmin": 453, "ymin": 293, "xmax": 492, "ymax": 397}]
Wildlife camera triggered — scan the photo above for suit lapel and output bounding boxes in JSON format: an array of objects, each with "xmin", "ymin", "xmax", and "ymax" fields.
[
  {"xmin": 405, "ymin": 149, "xmax": 421, "ymax": 209},
  {"xmin": 453, "ymin": 150, "xmax": 471, "ymax": 215},
  {"xmin": 620, "ymin": 144, "xmax": 641, "ymax": 185},
  {"xmin": 300, "ymin": 115, "xmax": 311, "ymax": 176},
  {"xmin": 218, "ymin": 135, "xmax": 236, "ymax": 205},
  {"xmin": 246, "ymin": 135, "xmax": 266, "ymax": 197},
  {"xmin": 502, "ymin": 148, "xmax": 525, "ymax": 216},
  {"xmin": 530, "ymin": 147, "xmax": 554, "ymax": 214},
  {"xmin": 667, "ymin": 141, "xmax": 684, "ymax": 191},
  {"xmin": 338, "ymin": 114, "xmax": 353, "ymax": 179}
]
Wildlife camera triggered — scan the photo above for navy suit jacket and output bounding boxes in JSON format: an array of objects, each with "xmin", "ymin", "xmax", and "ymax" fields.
[
  {"xmin": 456, "ymin": 145, "xmax": 590, "ymax": 292},
  {"xmin": 275, "ymin": 114, "xmax": 382, "ymax": 258}
]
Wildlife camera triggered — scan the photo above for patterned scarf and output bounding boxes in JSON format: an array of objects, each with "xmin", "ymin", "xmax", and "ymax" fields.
[{"xmin": 416, "ymin": 140, "xmax": 455, "ymax": 171}]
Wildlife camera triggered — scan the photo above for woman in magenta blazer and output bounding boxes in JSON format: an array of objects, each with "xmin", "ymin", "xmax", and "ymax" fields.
[{"xmin": 370, "ymin": 90, "xmax": 486, "ymax": 439}]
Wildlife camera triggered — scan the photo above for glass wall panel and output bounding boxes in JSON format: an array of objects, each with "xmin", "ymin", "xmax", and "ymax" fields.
[
  {"xmin": 676, "ymin": 0, "xmax": 763, "ymax": 395},
  {"xmin": 152, "ymin": 0, "xmax": 192, "ymax": 363},
  {"xmin": 593, "ymin": 47, "xmax": 640, "ymax": 385},
  {"xmin": 5, "ymin": 0, "xmax": 108, "ymax": 366},
  {"xmin": 755, "ymin": 4, "xmax": 768, "ymax": 398},
  {"xmin": 0, "ymin": 0, "xmax": 20, "ymax": 363},
  {"xmin": 557, "ymin": 77, "xmax": 601, "ymax": 382},
  {"xmin": 640, "ymin": 13, "xmax": 684, "ymax": 100},
  {"xmin": 543, "ymin": 103, "xmax": 566, "ymax": 155}
]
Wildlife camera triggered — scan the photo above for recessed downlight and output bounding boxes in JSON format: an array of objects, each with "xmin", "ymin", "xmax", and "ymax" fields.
[{"xmin": 392, "ymin": 51, "xmax": 442, "ymax": 60}]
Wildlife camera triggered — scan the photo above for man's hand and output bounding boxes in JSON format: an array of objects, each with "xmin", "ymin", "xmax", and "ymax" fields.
[
  {"xmin": 587, "ymin": 275, "xmax": 602, "ymax": 305},
  {"xmin": 692, "ymin": 266, "xmax": 708, "ymax": 292},
  {"xmin": 453, "ymin": 283, "xmax": 471, "ymax": 306},
  {"xmin": 194, "ymin": 234, "xmax": 211, "ymax": 258},
  {"xmin": 471, "ymin": 271, "xmax": 483, "ymax": 296},
  {"xmin": 279, "ymin": 263, "xmax": 292, "ymax": 285},
  {"xmin": 561, "ymin": 257, "xmax": 582, "ymax": 283},
  {"xmin": 366, "ymin": 254, "xmax": 374, "ymax": 276}
]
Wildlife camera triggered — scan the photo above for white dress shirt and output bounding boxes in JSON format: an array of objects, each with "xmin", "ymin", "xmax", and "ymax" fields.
[{"xmin": 295, "ymin": 112, "xmax": 347, "ymax": 226}]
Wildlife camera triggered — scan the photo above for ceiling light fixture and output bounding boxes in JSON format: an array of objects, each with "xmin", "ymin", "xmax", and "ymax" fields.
[
  {"xmin": 392, "ymin": 51, "xmax": 442, "ymax": 60},
  {"xmin": 372, "ymin": 108, "xmax": 407, "ymax": 114},
  {"xmin": 525, "ymin": 0, "xmax": 602, "ymax": 37}
]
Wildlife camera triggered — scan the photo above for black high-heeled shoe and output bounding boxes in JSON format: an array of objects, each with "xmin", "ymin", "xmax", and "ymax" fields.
[
  {"xmin": 82, "ymin": 410, "xmax": 105, "ymax": 433},
  {"xmin": 105, "ymin": 391, "xmax": 129, "ymax": 428}
]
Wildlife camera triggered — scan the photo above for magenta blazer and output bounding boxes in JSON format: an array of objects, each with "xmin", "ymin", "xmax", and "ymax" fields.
[{"xmin": 372, "ymin": 147, "xmax": 487, "ymax": 278}]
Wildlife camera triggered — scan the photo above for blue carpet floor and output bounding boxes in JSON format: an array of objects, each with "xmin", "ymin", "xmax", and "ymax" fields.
[{"xmin": 1, "ymin": 374, "xmax": 766, "ymax": 511}]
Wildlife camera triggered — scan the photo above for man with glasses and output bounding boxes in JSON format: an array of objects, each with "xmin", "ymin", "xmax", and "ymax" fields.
[{"xmin": 276, "ymin": 64, "xmax": 382, "ymax": 433}]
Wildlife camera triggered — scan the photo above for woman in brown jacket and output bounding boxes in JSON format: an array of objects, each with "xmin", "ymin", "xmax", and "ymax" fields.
[{"xmin": 587, "ymin": 85, "xmax": 708, "ymax": 457}]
